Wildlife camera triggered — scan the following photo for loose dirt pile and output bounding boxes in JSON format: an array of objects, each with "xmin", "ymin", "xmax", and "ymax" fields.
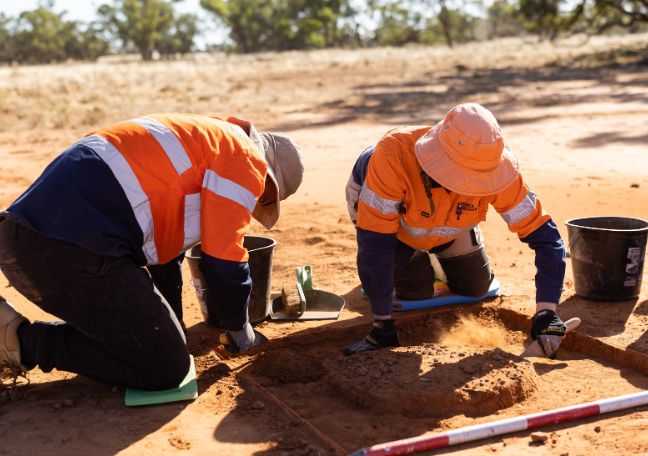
[{"xmin": 329, "ymin": 344, "xmax": 538, "ymax": 418}]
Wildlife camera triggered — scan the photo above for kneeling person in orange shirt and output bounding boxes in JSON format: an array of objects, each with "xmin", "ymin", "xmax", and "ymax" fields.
[
  {"xmin": 345, "ymin": 103, "xmax": 566, "ymax": 358},
  {"xmin": 0, "ymin": 114, "xmax": 303, "ymax": 390}
]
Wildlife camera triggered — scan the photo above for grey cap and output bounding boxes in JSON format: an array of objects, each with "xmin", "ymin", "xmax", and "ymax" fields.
[{"xmin": 248, "ymin": 126, "xmax": 304, "ymax": 229}]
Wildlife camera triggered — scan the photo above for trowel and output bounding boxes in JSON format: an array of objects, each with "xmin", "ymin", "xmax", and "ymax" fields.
[
  {"xmin": 271, "ymin": 266, "xmax": 345, "ymax": 320},
  {"xmin": 520, "ymin": 317, "xmax": 581, "ymax": 358}
]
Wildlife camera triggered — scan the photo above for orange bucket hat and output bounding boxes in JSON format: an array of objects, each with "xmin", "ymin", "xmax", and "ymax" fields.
[{"xmin": 414, "ymin": 103, "xmax": 519, "ymax": 196}]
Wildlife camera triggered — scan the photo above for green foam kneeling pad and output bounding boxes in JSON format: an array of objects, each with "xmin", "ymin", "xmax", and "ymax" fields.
[{"xmin": 125, "ymin": 355, "xmax": 198, "ymax": 407}]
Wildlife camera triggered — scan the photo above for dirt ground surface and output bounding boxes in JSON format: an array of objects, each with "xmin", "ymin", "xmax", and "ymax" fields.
[{"xmin": 1, "ymin": 35, "xmax": 648, "ymax": 455}]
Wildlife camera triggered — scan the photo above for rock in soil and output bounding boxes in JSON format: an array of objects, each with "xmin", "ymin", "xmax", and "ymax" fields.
[
  {"xmin": 168, "ymin": 437, "xmax": 191, "ymax": 450},
  {"xmin": 251, "ymin": 400, "xmax": 266, "ymax": 410},
  {"xmin": 530, "ymin": 432, "xmax": 549, "ymax": 444}
]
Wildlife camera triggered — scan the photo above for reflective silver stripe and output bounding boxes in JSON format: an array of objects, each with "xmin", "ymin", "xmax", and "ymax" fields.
[
  {"xmin": 359, "ymin": 184, "xmax": 402, "ymax": 215},
  {"xmin": 78, "ymin": 135, "xmax": 158, "ymax": 264},
  {"xmin": 229, "ymin": 123, "xmax": 249, "ymax": 140},
  {"xmin": 131, "ymin": 117, "xmax": 192, "ymax": 175},
  {"xmin": 345, "ymin": 173, "xmax": 362, "ymax": 221},
  {"xmin": 400, "ymin": 219, "xmax": 477, "ymax": 238},
  {"xmin": 153, "ymin": 286, "xmax": 187, "ymax": 344},
  {"xmin": 202, "ymin": 169, "xmax": 257, "ymax": 212},
  {"xmin": 183, "ymin": 193, "xmax": 201, "ymax": 251},
  {"xmin": 500, "ymin": 190, "xmax": 537, "ymax": 225}
]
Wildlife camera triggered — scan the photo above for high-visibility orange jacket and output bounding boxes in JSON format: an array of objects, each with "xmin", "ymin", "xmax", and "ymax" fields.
[
  {"xmin": 87, "ymin": 113, "xmax": 267, "ymax": 265},
  {"xmin": 356, "ymin": 126, "xmax": 550, "ymax": 246},
  {"xmin": 347, "ymin": 126, "xmax": 565, "ymax": 315},
  {"xmin": 3, "ymin": 113, "xmax": 268, "ymax": 331}
]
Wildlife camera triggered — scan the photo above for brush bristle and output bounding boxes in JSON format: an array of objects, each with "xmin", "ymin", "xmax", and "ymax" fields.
[{"xmin": 281, "ymin": 286, "xmax": 303, "ymax": 312}]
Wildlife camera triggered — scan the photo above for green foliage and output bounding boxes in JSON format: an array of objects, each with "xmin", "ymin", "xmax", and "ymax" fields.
[
  {"xmin": 13, "ymin": 6, "xmax": 75, "ymax": 62},
  {"xmin": 434, "ymin": 3, "xmax": 482, "ymax": 46},
  {"xmin": 65, "ymin": 24, "xmax": 111, "ymax": 61},
  {"xmin": 0, "ymin": 13, "xmax": 14, "ymax": 62},
  {"xmin": 1, "ymin": 0, "xmax": 646, "ymax": 64},
  {"xmin": 366, "ymin": 0, "xmax": 481, "ymax": 47},
  {"xmin": 368, "ymin": 0, "xmax": 425, "ymax": 46},
  {"xmin": 516, "ymin": 0, "xmax": 564, "ymax": 40},
  {"xmin": 515, "ymin": 0, "xmax": 648, "ymax": 38},
  {"xmin": 157, "ymin": 13, "xmax": 199, "ymax": 57},
  {"xmin": 5, "ymin": 6, "xmax": 109, "ymax": 63},
  {"xmin": 487, "ymin": 0, "xmax": 525, "ymax": 38},
  {"xmin": 200, "ymin": 0, "xmax": 356, "ymax": 52},
  {"xmin": 98, "ymin": 0, "xmax": 181, "ymax": 60},
  {"xmin": 582, "ymin": 1, "xmax": 648, "ymax": 33},
  {"xmin": 199, "ymin": 0, "xmax": 270, "ymax": 52}
]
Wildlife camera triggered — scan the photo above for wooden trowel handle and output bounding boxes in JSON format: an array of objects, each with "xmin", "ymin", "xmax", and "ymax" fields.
[
  {"xmin": 520, "ymin": 317, "xmax": 582, "ymax": 358},
  {"xmin": 564, "ymin": 317, "xmax": 582, "ymax": 332}
]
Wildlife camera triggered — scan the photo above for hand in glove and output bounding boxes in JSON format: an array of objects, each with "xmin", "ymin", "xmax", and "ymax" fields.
[
  {"xmin": 531, "ymin": 309, "xmax": 567, "ymax": 359},
  {"xmin": 219, "ymin": 322, "xmax": 268, "ymax": 354},
  {"xmin": 342, "ymin": 319, "xmax": 400, "ymax": 356}
]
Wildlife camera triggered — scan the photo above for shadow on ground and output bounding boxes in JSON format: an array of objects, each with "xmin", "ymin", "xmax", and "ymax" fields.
[
  {"xmin": 0, "ymin": 375, "xmax": 185, "ymax": 455},
  {"xmin": 558, "ymin": 294, "xmax": 637, "ymax": 337},
  {"xmin": 628, "ymin": 298, "xmax": 648, "ymax": 354},
  {"xmin": 272, "ymin": 46, "xmax": 648, "ymax": 133}
]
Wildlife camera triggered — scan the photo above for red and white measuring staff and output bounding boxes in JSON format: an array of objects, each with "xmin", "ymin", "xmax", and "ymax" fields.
[{"xmin": 351, "ymin": 390, "xmax": 648, "ymax": 456}]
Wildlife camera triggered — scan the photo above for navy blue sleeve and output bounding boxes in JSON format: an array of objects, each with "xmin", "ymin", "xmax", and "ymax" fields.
[
  {"xmin": 357, "ymin": 227, "xmax": 398, "ymax": 316},
  {"xmin": 148, "ymin": 254, "xmax": 185, "ymax": 330},
  {"xmin": 520, "ymin": 219, "xmax": 566, "ymax": 304},
  {"xmin": 200, "ymin": 252, "xmax": 252, "ymax": 331},
  {"xmin": 3, "ymin": 144, "xmax": 146, "ymax": 264},
  {"xmin": 352, "ymin": 146, "xmax": 375, "ymax": 186}
]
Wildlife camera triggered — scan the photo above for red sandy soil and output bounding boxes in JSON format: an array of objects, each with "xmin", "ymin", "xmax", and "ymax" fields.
[{"xmin": 0, "ymin": 37, "xmax": 648, "ymax": 455}]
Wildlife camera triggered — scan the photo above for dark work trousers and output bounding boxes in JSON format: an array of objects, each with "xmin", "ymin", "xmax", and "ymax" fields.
[
  {"xmin": 148, "ymin": 253, "xmax": 187, "ymax": 334},
  {"xmin": 394, "ymin": 226, "xmax": 494, "ymax": 300},
  {"xmin": 0, "ymin": 218, "xmax": 190, "ymax": 390}
]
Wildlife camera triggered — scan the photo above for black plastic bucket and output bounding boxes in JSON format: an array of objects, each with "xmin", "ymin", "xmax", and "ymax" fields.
[
  {"xmin": 185, "ymin": 236, "xmax": 276, "ymax": 326},
  {"xmin": 565, "ymin": 217, "xmax": 648, "ymax": 301}
]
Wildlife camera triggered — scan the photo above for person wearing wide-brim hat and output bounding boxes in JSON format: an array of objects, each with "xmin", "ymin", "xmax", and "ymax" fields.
[
  {"xmin": 345, "ymin": 103, "xmax": 567, "ymax": 357},
  {"xmin": 0, "ymin": 113, "xmax": 304, "ymax": 391}
]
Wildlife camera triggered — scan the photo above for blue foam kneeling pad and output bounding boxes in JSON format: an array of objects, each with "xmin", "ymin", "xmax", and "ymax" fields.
[
  {"xmin": 393, "ymin": 278, "xmax": 500, "ymax": 311},
  {"xmin": 125, "ymin": 355, "xmax": 198, "ymax": 407}
]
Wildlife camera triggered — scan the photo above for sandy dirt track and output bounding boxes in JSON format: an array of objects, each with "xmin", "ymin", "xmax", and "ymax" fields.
[{"xmin": 0, "ymin": 35, "xmax": 648, "ymax": 455}]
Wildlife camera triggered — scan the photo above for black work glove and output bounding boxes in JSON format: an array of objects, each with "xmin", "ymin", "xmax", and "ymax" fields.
[
  {"xmin": 342, "ymin": 319, "xmax": 400, "ymax": 356},
  {"xmin": 531, "ymin": 309, "xmax": 567, "ymax": 359}
]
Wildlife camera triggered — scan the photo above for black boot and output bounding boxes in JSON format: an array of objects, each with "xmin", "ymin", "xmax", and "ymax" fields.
[{"xmin": 343, "ymin": 319, "xmax": 400, "ymax": 356}]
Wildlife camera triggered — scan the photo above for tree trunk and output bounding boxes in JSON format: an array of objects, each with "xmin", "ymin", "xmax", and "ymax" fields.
[
  {"xmin": 231, "ymin": 20, "xmax": 250, "ymax": 53},
  {"xmin": 140, "ymin": 48, "xmax": 153, "ymax": 60},
  {"xmin": 439, "ymin": 4, "xmax": 453, "ymax": 48}
]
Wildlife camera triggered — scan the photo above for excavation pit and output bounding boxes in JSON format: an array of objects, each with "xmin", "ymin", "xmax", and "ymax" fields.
[
  {"xmin": 328, "ymin": 344, "xmax": 538, "ymax": 418},
  {"xmin": 229, "ymin": 305, "xmax": 648, "ymax": 452}
]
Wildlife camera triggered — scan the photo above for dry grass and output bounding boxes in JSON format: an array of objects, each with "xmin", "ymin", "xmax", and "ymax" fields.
[{"xmin": 0, "ymin": 33, "xmax": 645, "ymax": 134}]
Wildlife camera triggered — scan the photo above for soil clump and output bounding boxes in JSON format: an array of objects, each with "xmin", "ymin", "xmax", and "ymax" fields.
[{"xmin": 329, "ymin": 344, "xmax": 538, "ymax": 418}]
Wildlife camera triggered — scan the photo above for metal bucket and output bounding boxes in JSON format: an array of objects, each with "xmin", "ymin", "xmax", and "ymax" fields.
[{"xmin": 185, "ymin": 236, "xmax": 276, "ymax": 326}]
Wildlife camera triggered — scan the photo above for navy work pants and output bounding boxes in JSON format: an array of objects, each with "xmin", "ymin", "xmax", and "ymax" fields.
[
  {"xmin": 0, "ymin": 218, "xmax": 190, "ymax": 390},
  {"xmin": 394, "ymin": 227, "xmax": 494, "ymax": 300}
]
